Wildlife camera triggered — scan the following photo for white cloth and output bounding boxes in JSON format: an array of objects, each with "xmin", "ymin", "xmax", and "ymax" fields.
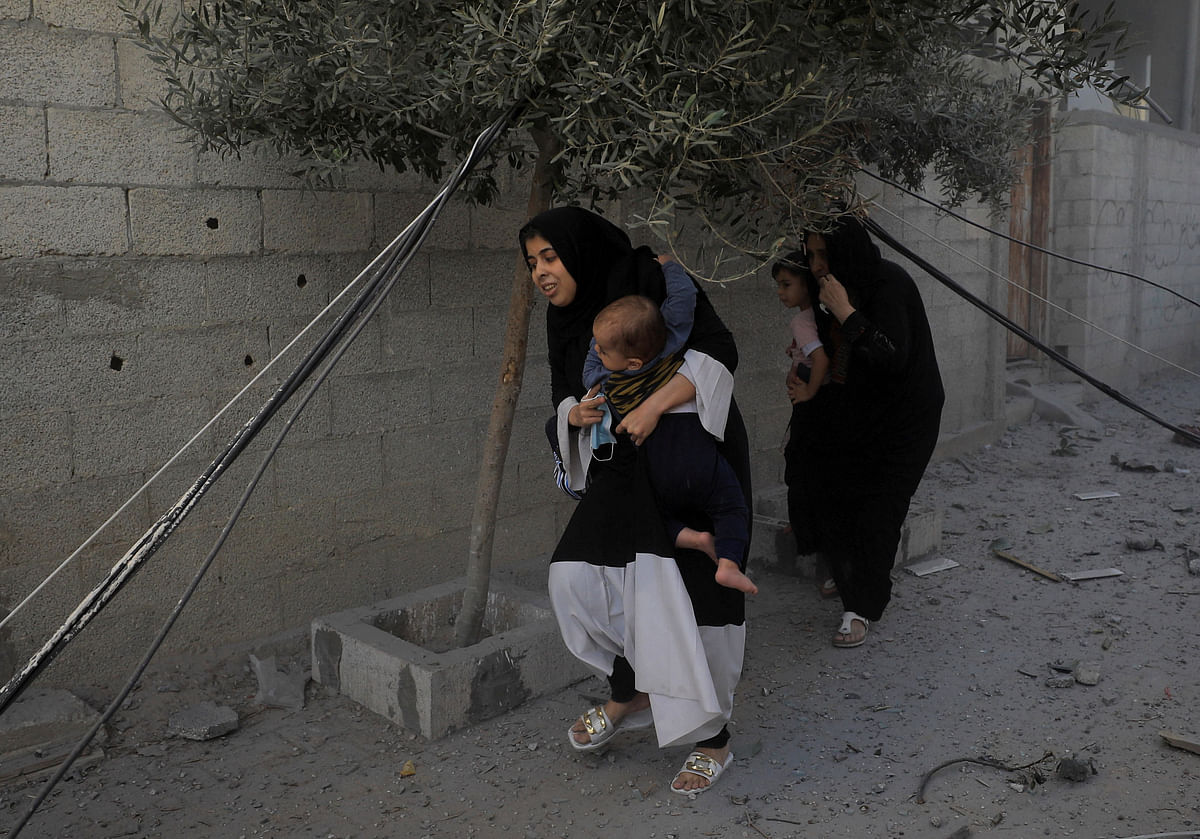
[
  {"xmin": 549, "ymin": 557, "xmax": 744, "ymax": 748},
  {"xmin": 555, "ymin": 348, "xmax": 735, "ymax": 487}
]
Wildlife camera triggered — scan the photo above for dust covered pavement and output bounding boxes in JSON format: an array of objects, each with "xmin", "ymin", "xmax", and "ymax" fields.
[{"xmin": 2, "ymin": 371, "xmax": 1199, "ymax": 839}]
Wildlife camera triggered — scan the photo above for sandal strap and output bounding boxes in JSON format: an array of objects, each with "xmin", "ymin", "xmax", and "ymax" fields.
[
  {"xmin": 580, "ymin": 706, "xmax": 609, "ymax": 736},
  {"xmin": 682, "ymin": 751, "xmax": 720, "ymax": 778},
  {"xmin": 838, "ymin": 611, "xmax": 868, "ymax": 633}
]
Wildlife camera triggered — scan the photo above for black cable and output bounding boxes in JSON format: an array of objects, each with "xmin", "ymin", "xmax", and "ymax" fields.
[
  {"xmin": 863, "ymin": 217, "xmax": 1200, "ymax": 447},
  {"xmin": 0, "ymin": 103, "xmax": 520, "ymax": 716},
  {"xmin": 4, "ymin": 104, "xmax": 521, "ymax": 837},
  {"xmin": 855, "ymin": 166, "xmax": 1200, "ymax": 310}
]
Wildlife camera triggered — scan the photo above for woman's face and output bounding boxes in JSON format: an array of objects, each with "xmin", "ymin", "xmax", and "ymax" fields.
[
  {"xmin": 524, "ymin": 234, "xmax": 578, "ymax": 307},
  {"xmin": 805, "ymin": 233, "xmax": 830, "ymax": 279}
]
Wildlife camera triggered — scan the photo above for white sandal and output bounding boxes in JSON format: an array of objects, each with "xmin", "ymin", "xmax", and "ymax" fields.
[
  {"xmin": 832, "ymin": 611, "xmax": 869, "ymax": 648},
  {"xmin": 568, "ymin": 705, "xmax": 653, "ymax": 752},
  {"xmin": 671, "ymin": 750, "xmax": 734, "ymax": 798}
]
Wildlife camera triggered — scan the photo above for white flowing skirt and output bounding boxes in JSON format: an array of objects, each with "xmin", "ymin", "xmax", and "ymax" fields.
[{"xmin": 549, "ymin": 555, "xmax": 745, "ymax": 748}]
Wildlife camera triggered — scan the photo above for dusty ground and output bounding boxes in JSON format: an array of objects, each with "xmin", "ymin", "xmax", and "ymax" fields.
[{"xmin": 3, "ymin": 370, "xmax": 1200, "ymax": 839}]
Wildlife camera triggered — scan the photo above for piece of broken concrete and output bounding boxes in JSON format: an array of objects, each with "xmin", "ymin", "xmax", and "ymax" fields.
[
  {"xmin": 1056, "ymin": 755, "xmax": 1096, "ymax": 781},
  {"xmin": 168, "ymin": 701, "xmax": 239, "ymax": 741},
  {"xmin": 1124, "ymin": 535, "xmax": 1162, "ymax": 551},
  {"xmin": 1160, "ymin": 730, "xmax": 1200, "ymax": 756},
  {"xmin": 1074, "ymin": 662, "xmax": 1101, "ymax": 686},
  {"xmin": 250, "ymin": 654, "xmax": 308, "ymax": 710}
]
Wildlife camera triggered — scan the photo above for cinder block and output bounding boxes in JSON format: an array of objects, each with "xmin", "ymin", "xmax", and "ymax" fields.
[
  {"xmin": 0, "ymin": 23, "xmax": 115, "ymax": 107},
  {"xmin": 62, "ymin": 257, "xmax": 208, "ymax": 335},
  {"xmin": 0, "ymin": 1, "xmax": 28, "ymax": 20},
  {"xmin": 272, "ymin": 434, "xmax": 386, "ymax": 505},
  {"xmin": 0, "ymin": 687, "xmax": 105, "ymax": 753},
  {"xmin": 49, "ymin": 108, "xmax": 194, "ymax": 185},
  {"xmin": 129, "ymin": 187, "xmax": 260, "ymax": 256},
  {"xmin": 0, "ymin": 185, "xmax": 127, "ymax": 258},
  {"xmin": 471, "ymin": 203, "xmax": 533, "ymax": 250},
  {"xmin": 263, "ymin": 189, "xmax": 371, "ymax": 254},
  {"xmin": 328, "ymin": 369, "xmax": 432, "ymax": 433},
  {"xmin": 33, "ymin": 0, "xmax": 128, "ymax": 32},
  {"xmin": 116, "ymin": 38, "xmax": 171, "ymax": 111},
  {"xmin": 71, "ymin": 394, "xmax": 211, "ymax": 478},
  {"xmin": 379, "ymin": 307, "xmax": 475, "ymax": 368},
  {"xmin": 0, "ymin": 411, "xmax": 72, "ymax": 490},
  {"xmin": 0, "ymin": 688, "xmax": 107, "ymax": 781},
  {"xmin": 311, "ymin": 578, "xmax": 590, "ymax": 739},
  {"xmin": 373, "ymin": 192, "xmax": 468, "ymax": 252},
  {"xmin": 0, "ymin": 104, "xmax": 45, "ymax": 181}
]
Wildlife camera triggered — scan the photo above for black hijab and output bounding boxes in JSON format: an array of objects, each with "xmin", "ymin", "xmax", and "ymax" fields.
[
  {"xmin": 520, "ymin": 206, "xmax": 665, "ymax": 341},
  {"xmin": 817, "ymin": 215, "xmax": 883, "ymax": 306}
]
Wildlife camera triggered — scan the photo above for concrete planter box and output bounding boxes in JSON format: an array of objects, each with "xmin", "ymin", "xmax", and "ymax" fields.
[{"xmin": 310, "ymin": 579, "xmax": 588, "ymax": 740}]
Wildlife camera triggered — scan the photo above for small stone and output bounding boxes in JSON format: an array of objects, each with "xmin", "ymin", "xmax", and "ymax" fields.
[
  {"xmin": 1188, "ymin": 558, "xmax": 1200, "ymax": 577},
  {"xmin": 168, "ymin": 702, "xmax": 239, "ymax": 741},
  {"xmin": 1045, "ymin": 675, "xmax": 1075, "ymax": 689},
  {"xmin": 1056, "ymin": 756, "xmax": 1095, "ymax": 782},
  {"xmin": 1074, "ymin": 662, "xmax": 1101, "ymax": 686},
  {"xmin": 1124, "ymin": 535, "xmax": 1159, "ymax": 551}
]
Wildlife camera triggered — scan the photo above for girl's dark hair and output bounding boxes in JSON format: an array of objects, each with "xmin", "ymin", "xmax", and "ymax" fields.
[{"xmin": 771, "ymin": 250, "xmax": 812, "ymax": 279}]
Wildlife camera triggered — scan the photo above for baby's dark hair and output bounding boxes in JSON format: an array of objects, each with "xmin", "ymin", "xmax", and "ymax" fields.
[
  {"xmin": 594, "ymin": 295, "xmax": 666, "ymax": 362},
  {"xmin": 771, "ymin": 249, "xmax": 812, "ymax": 280}
]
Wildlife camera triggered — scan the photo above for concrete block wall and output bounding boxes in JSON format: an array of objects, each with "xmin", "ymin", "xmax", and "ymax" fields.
[
  {"xmin": 868, "ymin": 184, "xmax": 1010, "ymax": 450},
  {"xmin": 2, "ymin": 5, "xmax": 1015, "ymax": 693},
  {"xmin": 1051, "ymin": 111, "xmax": 1200, "ymax": 392}
]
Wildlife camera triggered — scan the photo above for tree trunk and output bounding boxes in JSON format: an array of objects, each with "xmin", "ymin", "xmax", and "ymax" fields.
[{"xmin": 455, "ymin": 128, "xmax": 558, "ymax": 647}]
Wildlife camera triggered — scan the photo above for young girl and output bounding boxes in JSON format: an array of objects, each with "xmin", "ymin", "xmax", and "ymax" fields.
[
  {"xmin": 773, "ymin": 252, "xmax": 834, "ymax": 596},
  {"xmin": 775, "ymin": 253, "xmax": 829, "ymax": 404}
]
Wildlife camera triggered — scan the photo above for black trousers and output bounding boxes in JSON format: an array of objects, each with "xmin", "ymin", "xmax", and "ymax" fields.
[{"xmin": 608, "ymin": 656, "xmax": 731, "ymax": 749}]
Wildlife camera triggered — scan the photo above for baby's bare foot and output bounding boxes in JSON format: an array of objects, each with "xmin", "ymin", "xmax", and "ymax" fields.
[{"xmin": 715, "ymin": 558, "xmax": 758, "ymax": 595}]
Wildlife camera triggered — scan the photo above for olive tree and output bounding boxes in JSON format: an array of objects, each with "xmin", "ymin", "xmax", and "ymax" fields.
[{"xmin": 128, "ymin": 0, "xmax": 1136, "ymax": 645}]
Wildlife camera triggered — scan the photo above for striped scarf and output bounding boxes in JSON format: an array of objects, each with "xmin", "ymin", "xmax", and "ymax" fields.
[{"xmin": 604, "ymin": 352, "xmax": 686, "ymax": 419}]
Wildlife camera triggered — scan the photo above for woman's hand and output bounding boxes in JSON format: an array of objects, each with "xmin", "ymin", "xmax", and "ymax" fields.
[
  {"xmin": 786, "ymin": 380, "xmax": 803, "ymax": 404},
  {"xmin": 568, "ymin": 386, "xmax": 606, "ymax": 427},
  {"xmin": 818, "ymin": 273, "xmax": 855, "ymax": 323}
]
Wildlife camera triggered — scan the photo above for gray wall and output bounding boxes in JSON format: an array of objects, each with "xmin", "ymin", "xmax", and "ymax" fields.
[
  {"xmin": 1050, "ymin": 110, "xmax": 1200, "ymax": 391},
  {"xmin": 8, "ymin": 4, "xmax": 1173, "ymax": 694}
]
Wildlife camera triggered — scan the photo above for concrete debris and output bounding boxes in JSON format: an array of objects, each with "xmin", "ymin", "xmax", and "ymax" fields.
[
  {"xmin": 1111, "ymin": 454, "xmax": 1159, "ymax": 472},
  {"xmin": 1061, "ymin": 568, "xmax": 1123, "ymax": 582},
  {"xmin": 250, "ymin": 653, "xmax": 308, "ymax": 710},
  {"xmin": 1055, "ymin": 755, "xmax": 1096, "ymax": 781},
  {"xmin": 1160, "ymin": 730, "xmax": 1200, "ymax": 756},
  {"xmin": 168, "ymin": 701, "xmax": 239, "ymax": 741},
  {"xmin": 1073, "ymin": 662, "xmax": 1101, "ymax": 686},
  {"xmin": 1045, "ymin": 675, "xmax": 1075, "ymax": 689},
  {"xmin": 1124, "ymin": 535, "xmax": 1162, "ymax": 551}
]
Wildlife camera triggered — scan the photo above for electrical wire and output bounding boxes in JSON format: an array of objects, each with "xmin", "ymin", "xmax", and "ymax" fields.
[
  {"xmin": 0, "ymin": 104, "xmax": 521, "ymax": 720},
  {"xmin": 863, "ymin": 216, "xmax": 1200, "ymax": 447},
  {"xmin": 0, "ymin": 181, "xmax": 416, "ymax": 634},
  {"xmin": 856, "ymin": 165, "xmax": 1200, "ymax": 310},
  {"xmin": 3, "ymin": 107, "xmax": 505, "ymax": 835},
  {"xmin": 869, "ymin": 201, "xmax": 1200, "ymax": 382}
]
